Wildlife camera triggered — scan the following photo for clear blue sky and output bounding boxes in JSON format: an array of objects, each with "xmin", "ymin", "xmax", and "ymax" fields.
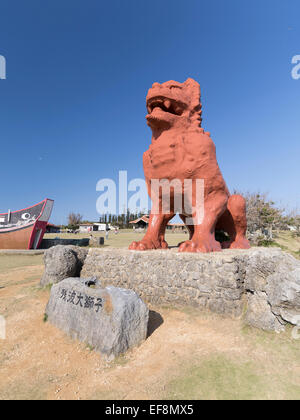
[{"xmin": 0, "ymin": 0, "xmax": 299, "ymax": 224}]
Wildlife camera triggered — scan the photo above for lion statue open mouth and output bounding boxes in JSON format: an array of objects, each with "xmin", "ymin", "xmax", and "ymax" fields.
[{"xmin": 129, "ymin": 78, "xmax": 250, "ymax": 253}]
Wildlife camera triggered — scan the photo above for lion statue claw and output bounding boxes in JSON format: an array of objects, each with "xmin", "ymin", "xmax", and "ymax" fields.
[{"xmin": 129, "ymin": 78, "xmax": 250, "ymax": 253}]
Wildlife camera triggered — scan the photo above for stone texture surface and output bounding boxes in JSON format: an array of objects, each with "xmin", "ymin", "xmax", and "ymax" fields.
[
  {"xmin": 266, "ymin": 268, "xmax": 300, "ymax": 325},
  {"xmin": 80, "ymin": 247, "xmax": 300, "ymax": 332},
  {"xmin": 244, "ymin": 292, "xmax": 285, "ymax": 332},
  {"xmin": 89, "ymin": 236, "xmax": 105, "ymax": 247},
  {"xmin": 45, "ymin": 277, "xmax": 149, "ymax": 357},
  {"xmin": 40, "ymin": 245, "xmax": 88, "ymax": 286}
]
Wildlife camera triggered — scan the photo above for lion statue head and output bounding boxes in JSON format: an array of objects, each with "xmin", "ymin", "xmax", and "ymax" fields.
[{"xmin": 146, "ymin": 78, "xmax": 202, "ymax": 132}]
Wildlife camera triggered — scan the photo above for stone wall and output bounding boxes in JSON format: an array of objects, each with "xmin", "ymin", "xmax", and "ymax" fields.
[
  {"xmin": 80, "ymin": 247, "xmax": 300, "ymax": 332},
  {"xmin": 41, "ymin": 238, "xmax": 89, "ymax": 249}
]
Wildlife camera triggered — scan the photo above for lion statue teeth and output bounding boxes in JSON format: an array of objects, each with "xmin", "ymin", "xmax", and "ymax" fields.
[{"xmin": 129, "ymin": 78, "xmax": 250, "ymax": 253}]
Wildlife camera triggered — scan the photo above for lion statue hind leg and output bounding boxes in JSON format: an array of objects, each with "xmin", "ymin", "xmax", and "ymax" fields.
[{"xmin": 216, "ymin": 194, "xmax": 250, "ymax": 250}]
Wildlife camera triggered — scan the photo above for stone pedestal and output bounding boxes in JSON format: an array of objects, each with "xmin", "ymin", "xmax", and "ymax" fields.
[
  {"xmin": 81, "ymin": 247, "xmax": 300, "ymax": 332},
  {"xmin": 41, "ymin": 246, "xmax": 300, "ymax": 332}
]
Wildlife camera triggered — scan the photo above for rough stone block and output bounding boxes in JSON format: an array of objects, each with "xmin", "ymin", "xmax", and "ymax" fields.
[
  {"xmin": 45, "ymin": 277, "xmax": 149, "ymax": 357},
  {"xmin": 40, "ymin": 245, "xmax": 88, "ymax": 287}
]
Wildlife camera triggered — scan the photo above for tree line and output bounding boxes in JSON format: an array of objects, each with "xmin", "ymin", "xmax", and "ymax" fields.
[
  {"xmin": 98, "ymin": 210, "xmax": 146, "ymax": 228},
  {"xmin": 236, "ymin": 191, "xmax": 300, "ymax": 237},
  {"xmin": 66, "ymin": 194, "xmax": 300, "ymax": 236},
  {"xmin": 67, "ymin": 210, "xmax": 147, "ymax": 230}
]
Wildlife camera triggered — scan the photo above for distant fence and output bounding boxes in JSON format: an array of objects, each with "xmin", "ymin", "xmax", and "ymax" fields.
[{"xmin": 41, "ymin": 238, "xmax": 90, "ymax": 249}]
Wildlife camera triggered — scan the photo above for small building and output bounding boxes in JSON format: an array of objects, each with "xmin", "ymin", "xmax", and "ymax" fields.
[
  {"xmin": 79, "ymin": 223, "xmax": 94, "ymax": 233},
  {"xmin": 166, "ymin": 222, "xmax": 186, "ymax": 232},
  {"xmin": 79, "ymin": 223, "xmax": 115, "ymax": 233},
  {"xmin": 130, "ymin": 216, "xmax": 186, "ymax": 232},
  {"xmin": 46, "ymin": 223, "xmax": 61, "ymax": 234},
  {"xmin": 129, "ymin": 215, "xmax": 149, "ymax": 230},
  {"xmin": 93, "ymin": 223, "xmax": 109, "ymax": 232}
]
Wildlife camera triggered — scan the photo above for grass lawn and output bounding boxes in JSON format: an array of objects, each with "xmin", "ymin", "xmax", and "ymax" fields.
[
  {"xmin": 44, "ymin": 229, "xmax": 300, "ymax": 258},
  {"xmin": 44, "ymin": 229, "xmax": 189, "ymax": 249},
  {"xmin": 0, "ymin": 254, "xmax": 43, "ymax": 274}
]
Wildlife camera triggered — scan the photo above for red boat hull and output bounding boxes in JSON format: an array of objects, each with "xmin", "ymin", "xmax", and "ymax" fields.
[
  {"xmin": 0, "ymin": 199, "xmax": 54, "ymax": 250},
  {"xmin": 0, "ymin": 224, "xmax": 34, "ymax": 249}
]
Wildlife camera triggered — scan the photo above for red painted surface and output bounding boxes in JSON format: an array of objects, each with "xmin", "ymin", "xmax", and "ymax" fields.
[
  {"xmin": 0, "ymin": 199, "xmax": 53, "ymax": 250},
  {"xmin": 28, "ymin": 221, "xmax": 48, "ymax": 250},
  {"xmin": 129, "ymin": 78, "xmax": 250, "ymax": 253},
  {"xmin": 0, "ymin": 225, "xmax": 35, "ymax": 250}
]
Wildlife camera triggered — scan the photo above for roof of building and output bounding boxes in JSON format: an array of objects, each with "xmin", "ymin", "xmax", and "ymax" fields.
[
  {"xmin": 129, "ymin": 215, "xmax": 150, "ymax": 224},
  {"xmin": 129, "ymin": 216, "xmax": 185, "ymax": 227},
  {"xmin": 47, "ymin": 223, "xmax": 61, "ymax": 228}
]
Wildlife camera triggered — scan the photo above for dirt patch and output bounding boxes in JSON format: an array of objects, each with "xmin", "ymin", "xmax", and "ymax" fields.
[{"xmin": 0, "ymin": 255, "xmax": 300, "ymax": 400}]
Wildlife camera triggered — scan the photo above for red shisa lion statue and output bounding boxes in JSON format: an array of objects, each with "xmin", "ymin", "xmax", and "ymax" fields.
[{"xmin": 129, "ymin": 78, "xmax": 250, "ymax": 253}]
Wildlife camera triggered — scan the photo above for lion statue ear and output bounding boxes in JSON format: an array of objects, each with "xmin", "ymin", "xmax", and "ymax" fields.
[
  {"xmin": 184, "ymin": 77, "xmax": 201, "ymax": 91},
  {"xmin": 184, "ymin": 78, "xmax": 202, "ymax": 126},
  {"xmin": 184, "ymin": 78, "xmax": 201, "ymax": 101}
]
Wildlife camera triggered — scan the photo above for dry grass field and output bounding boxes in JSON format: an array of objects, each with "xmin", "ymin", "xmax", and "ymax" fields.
[
  {"xmin": 44, "ymin": 229, "xmax": 300, "ymax": 259},
  {"xmin": 44, "ymin": 229, "xmax": 190, "ymax": 249},
  {"xmin": 0, "ymin": 230, "xmax": 299, "ymax": 400}
]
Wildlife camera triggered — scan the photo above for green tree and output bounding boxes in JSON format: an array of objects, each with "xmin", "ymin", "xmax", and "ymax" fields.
[{"xmin": 67, "ymin": 212, "xmax": 83, "ymax": 230}]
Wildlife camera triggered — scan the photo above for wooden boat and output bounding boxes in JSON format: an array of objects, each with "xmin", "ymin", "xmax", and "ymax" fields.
[{"xmin": 0, "ymin": 199, "xmax": 54, "ymax": 249}]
